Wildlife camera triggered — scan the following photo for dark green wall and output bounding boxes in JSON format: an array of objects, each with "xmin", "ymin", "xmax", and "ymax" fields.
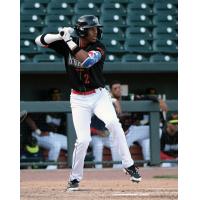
[{"xmin": 20, "ymin": 72, "xmax": 177, "ymax": 101}]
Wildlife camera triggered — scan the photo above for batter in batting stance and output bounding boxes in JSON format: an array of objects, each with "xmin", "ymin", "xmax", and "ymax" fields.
[{"xmin": 35, "ymin": 15, "xmax": 141, "ymax": 191}]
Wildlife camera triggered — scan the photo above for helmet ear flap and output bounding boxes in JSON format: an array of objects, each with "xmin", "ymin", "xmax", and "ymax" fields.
[
  {"xmin": 74, "ymin": 25, "xmax": 88, "ymax": 37},
  {"xmin": 75, "ymin": 27, "xmax": 102, "ymax": 39}
]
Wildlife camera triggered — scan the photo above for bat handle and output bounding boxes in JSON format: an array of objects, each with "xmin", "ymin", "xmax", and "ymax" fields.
[{"xmin": 60, "ymin": 31, "xmax": 64, "ymax": 36}]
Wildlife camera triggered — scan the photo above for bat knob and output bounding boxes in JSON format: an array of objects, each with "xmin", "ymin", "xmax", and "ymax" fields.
[{"xmin": 60, "ymin": 31, "xmax": 64, "ymax": 36}]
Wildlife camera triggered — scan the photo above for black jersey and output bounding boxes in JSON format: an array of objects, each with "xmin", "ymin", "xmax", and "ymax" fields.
[
  {"xmin": 48, "ymin": 37, "xmax": 106, "ymax": 92},
  {"xmin": 160, "ymin": 129, "xmax": 178, "ymax": 158}
]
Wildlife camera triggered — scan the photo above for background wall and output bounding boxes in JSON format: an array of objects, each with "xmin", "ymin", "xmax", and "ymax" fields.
[{"xmin": 21, "ymin": 72, "xmax": 178, "ymax": 101}]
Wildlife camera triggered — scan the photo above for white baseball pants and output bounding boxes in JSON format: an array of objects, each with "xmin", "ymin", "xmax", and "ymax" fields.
[
  {"xmin": 69, "ymin": 88, "xmax": 133, "ymax": 181},
  {"xmin": 91, "ymin": 133, "xmax": 122, "ymax": 169},
  {"xmin": 33, "ymin": 132, "xmax": 67, "ymax": 161},
  {"xmin": 126, "ymin": 125, "xmax": 162, "ymax": 161}
]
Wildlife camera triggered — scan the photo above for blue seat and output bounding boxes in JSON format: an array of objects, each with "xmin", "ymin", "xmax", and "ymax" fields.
[
  {"xmin": 37, "ymin": 46, "xmax": 55, "ymax": 54},
  {"xmin": 155, "ymin": 0, "xmax": 178, "ymax": 5},
  {"xmin": 101, "ymin": 39, "xmax": 124, "ymax": 53},
  {"xmin": 100, "ymin": 14, "xmax": 126, "ymax": 27},
  {"xmin": 43, "ymin": 26, "xmax": 63, "ymax": 33},
  {"xmin": 47, "ymin": 1, "xmax": 74, "ymax": 16},
  {"xmin": 129, "ymin": 0, "xmax": 154, "ymax": 4},
  {"xmin": 101, "ymin": 2, "xmax": 126, "ymax": 16},
  {"xmin": 45, "ymin": 15, "xmax": 71, "ymax": 27},
  {"xmin": 153, "ymin": 2, "xmax": 177, "ymax": 14},
  {"xmin": 122, "ymin": 54, "xmax": 149, "ymax": 62},
  {"xmin": 50, "ymin": 0, "xmax": 77, "ymax": 3},
  {"xmin": 20, "ymin": 54, "xmax": 31, "ymax": 63},
  {"xmin": 153, "ymin": 27, "xmax": 177, "ymax": 40},
  {"xmin": 103, "ymin": 27, "xmax": 124, "ymax": 41},
  {"xmin": 74, "ymin": 2, "xmax": 100, "ymax": 16},
  {"xmin": 21, "ymin": 2, "xmax": 46, "ymax": 15},
  {"xmin": 21, "ymin": 26, "xmax": 40, "ymax": 40},
  {"xmin": 23, "ymin": 0, "xmax": 50, "ymax": 4},
  {"xmin": 127, "ymin": 3, "xmax": 153, "ymax": 15},
  {"xmin": 153, "ymin": 13, "xmax": 178, "ymax": 27},
  {"xmin": 124, "ymin": 38, "xmax": 152, "ymax": 53},
  {"xmin": 20, "ymin": 40, "xmax": 37, "ymax": 54},
  {"xmin": 150, "ymin": 54, "xmax": 177, "ymax": 62},
  {"xmin": 126, "ymin": 27, "xmax": 152, "ymax": 40},
  {"xmin": 77, "ymin": 0, "xmax": 102, "ymax": 3},
  {"xmin": 21, "ymin": 14, "xmax": 44, "ymax": 27},
  {"xmin": 105, "ymin": 54, "xmax": 121, "ymax": 62},
  {"xmin": 153, "ymin": 39, "xmax": 177, "ymax": 53},
  {"xmin": 33, "ymin": 54, "xmax": 63, "ymax": 63},
  {"xmin": 126, "ymin": 14, "xmax": 153, "ymax": 27},
  {"xmin": 105, "ymin": 0, "xmax": 129, "ymax": 3}
]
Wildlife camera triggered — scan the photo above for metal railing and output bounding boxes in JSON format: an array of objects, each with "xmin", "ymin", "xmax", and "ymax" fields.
[{"xmin": 20, "ymin": 100, "xmax": 178, "ymax": 167}]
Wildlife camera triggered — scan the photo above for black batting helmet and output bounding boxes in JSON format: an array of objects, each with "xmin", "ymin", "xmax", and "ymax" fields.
[{"xmin": 74, "ymin": 15, "xmax": 103, "ymax": 40}]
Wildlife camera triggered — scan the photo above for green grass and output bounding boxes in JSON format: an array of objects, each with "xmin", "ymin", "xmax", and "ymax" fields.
[{"xmin": 153, "ymin": 175, "xmax": 178, "ymax": 179}]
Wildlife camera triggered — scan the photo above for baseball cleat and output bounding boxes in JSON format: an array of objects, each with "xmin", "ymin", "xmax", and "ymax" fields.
[
  {"xmin": 124, "ymin": 165, "xmax": 142, "ymax": 183},
  {"xmin": 67, "ymin": 179, "xmax": 80, "ymax": 191}
]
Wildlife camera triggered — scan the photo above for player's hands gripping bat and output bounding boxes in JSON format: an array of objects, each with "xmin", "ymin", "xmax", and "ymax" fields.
[{"xmin": 59, "ymin": 27, "xmax": 74, "ymax": 42}]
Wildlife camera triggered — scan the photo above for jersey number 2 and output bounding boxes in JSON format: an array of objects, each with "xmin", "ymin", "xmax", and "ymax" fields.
[{"xmin": 83, "ymin": 73, "xmax": 90, "ymax": 84}]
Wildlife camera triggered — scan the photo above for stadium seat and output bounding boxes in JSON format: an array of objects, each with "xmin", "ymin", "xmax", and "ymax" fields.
[
  {"xmin": 153, "ymin": 13, "xmax": 178, "ymax": 27},
  {"xmin": 33, "ymin": 54, "xmax": 63, "ymax": 63},
  {"xmin": 43, "ymin": 26, "xmax": 63, "ymax": 33},
  {"xmin": 153, "ymin": 27, "xmax": 177, "ymax": 40},
  {"xmin": 155, "ymin": 0, "xmax": 178, "ymax": 5},
  {"xmin": 129, "ymin": 0, "xmax": 154, "ymax": 4},
  {"xmin": 51, "ymin": 0, "xmax": 77, "ymax": 3},
  {"xmin": 21, "ymin": 14, "xmax": 44, "ymax": 27},
  {"xmin": 102, "ymin": 27, "xmax": 124, "ymax": 41},
  {"xmin": 77, "ymin": 0, "xmax": 102, "ymax": 4},
  {"xmin": 23, "ymin": 0, "xmax": 50, "ymax": 4},
  {"xmin": 45, "ymin": 15, "xmax": 71, "ymax": 27},
  {"xmin": 20, "ymin": 40, "xmax": 37, "ymax": 54},
  {"xmin": 153, "ymin": 2, "xmax": 177, "ymax": 14},
  {"xmin": 124, "ymin": 38, "xmax": 152, "ymax": 53},
  {"xmin": 125, "ymin": 27, "xmax": 152, "ymax": 40},
  {"xmin": 153, "ymin": 39, "xmax": 177, "ymax": 53},
  {"xmin": 21, "ymin": 2, "xmax": 46, "ymax": 15},
  {"xmin": 21, "ymin": 26, "xmax": 40, "ymax": 40},
  {"xmin": 105, "ymin": 0, "xmax": 129, "ymax": 3},
  {"xmin": 101, "ymin": 2, "xmax": 127, "ymax": 16},
  {"xmin": 122, "ymin": 54, "xmax": 149, "ymax": 62},
  {"xmin": 37, "ymin": 46, "xmax": 55, "ymax": 54},
  {"xmin": 150, "ymin": 54, "xmax": 177, "ymax": 62},
  {"xmin": 105, "ymin": 54, "xmax": 121, "ymax": 62},
  {"xmin": 20, "ymin": 54, "xmax": 31, "ymax": 63},
  {"xmin": 100, "ymin": 14, "xmax": 126, "ymax": 27},
  {"xmin": 126, "ymin": 14, "xmax": 153, "ymax": 27},
  {"xmin": 127, "ymin": 3, "xmax": 153, "ymax": 15},
  {"xmin": 74, "ymin": 2, "xmax": 100, "ymax": 16},
  {"xmin": 101, "ymin": 39, "xmax": 124, "ymax": 53},
  {"xmin": 47, "ymin": 1, "xmax": 74, "ymax": 16}
]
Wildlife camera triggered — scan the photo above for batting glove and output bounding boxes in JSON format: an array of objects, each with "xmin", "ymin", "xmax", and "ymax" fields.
[{"xmin": 59, "ymin": 27, "xmax": 74, "ymax": 42}]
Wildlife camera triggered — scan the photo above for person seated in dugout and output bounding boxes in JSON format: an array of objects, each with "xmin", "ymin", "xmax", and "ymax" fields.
[
  {"xmin": 24, "ymin": 88, "xmax": 68, "ymax": 170},
  {"xmin": 160, "ymin": 114, "xmax": 178, "ymax": 167},
  {"xmin": 20, "ymin": 136, "xmax": 44, "ymax": 169},
  {"xmin": 109, "ymin": 81, "xmax": 168, "ymax": 164}
]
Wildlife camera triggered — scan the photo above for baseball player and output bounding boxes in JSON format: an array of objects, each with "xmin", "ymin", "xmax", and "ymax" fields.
[
  {"xmin": 35, "ymin": 15, "xmax": 141, "ymax": 191},
  {"xmin": 25, "ymin": 114, "xmax": 67, "ymax": 170},
  {"xmin": 110, "ymin": 81, "xmax": 165, "ymax": 163}
]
